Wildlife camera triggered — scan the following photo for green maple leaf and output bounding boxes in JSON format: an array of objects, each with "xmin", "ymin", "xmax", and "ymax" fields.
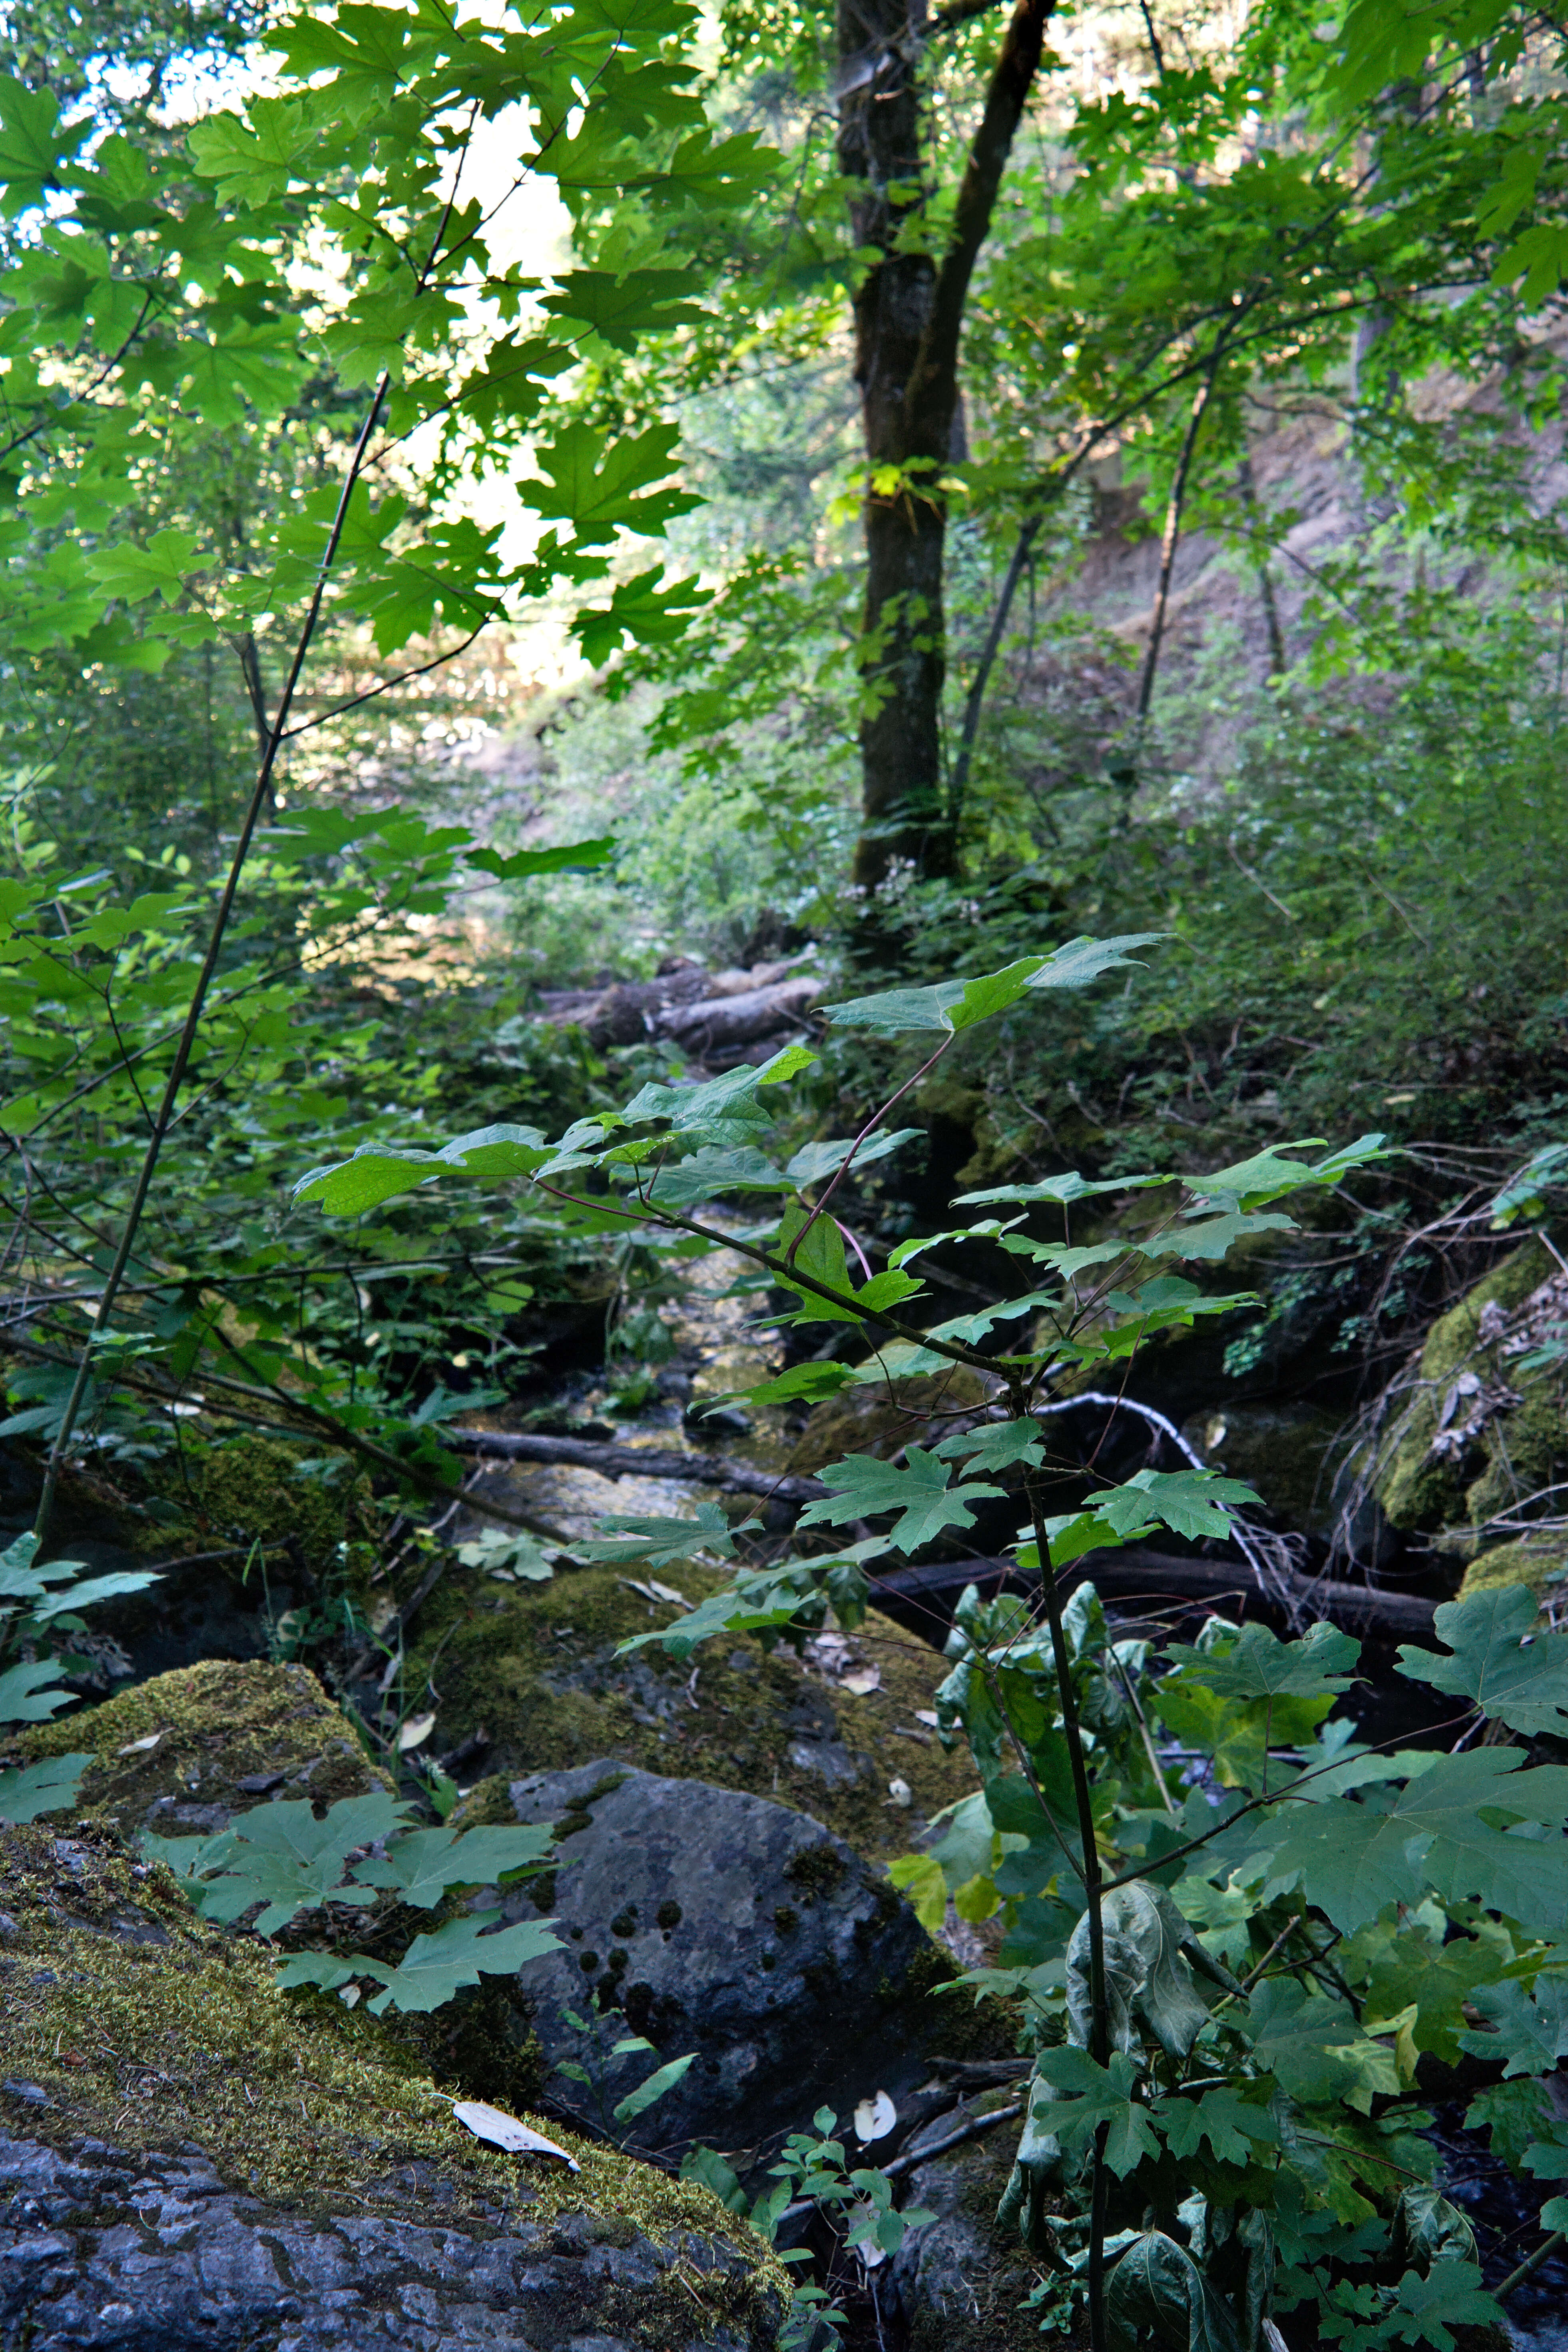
[
  {"xmin": 143, "ymin": 320, "xmax": 302, "ymax": 429},
  {"xmin": 294, "ymin": 1123, "xmax": 551, "ymax": 1217},
  {"xmin": 640, "ymin": 1146, "xmax": 793, "ymax": 1208},
  {"xmin": 540, "ymin": 269, "xmax": 708, "ymax": 351},
  {"xmin": 1156, "ymin": 2085, "xmax": 1279, "ymax": 2165},
  {"xmin": 823, "ymin": 936, "xmax": 1164, "ymax": 1036},
  {"xmin": 1257, "ymin": 1750, "xmax": 1568, "ymax": 1935},
  {"xmin": 1347, "ymin": 1912, "xmax": 1510, "ymax": 2065},
  {"xmin": 191, "ymin": 1790, "xmax": 410, "ymax": 1935},
  {"xmin": 1153, "ymin": 1679, "xmax": 1332, "ymax": 1792},
  {"xmin": 520, "ymin": 421, "xmax": 701, "ymax": 543},
  {"xmin": 1397, "ymin": 1587, "xmax": 1568, "ymax": 1737},
  {"xmin": 735, "ymin": 1361, "xmax": 859, "ymax": 1409},
  {"xmin": 1247, "ymin": 1977, "xmax": 1399, "ymax": 2111},
  {"xmin": 650, "ymin": 127, "xmax": 779, "ymax": 209},
  {"xmin": 576, "ymin": 1501, "xmax": 758, "ymax": 1569},
  {"xmin": 357, "ymin": 1910, "xmax": 562, "ymax": 2014},
  {"xmin": 1458, "ymin": 1976, "xmax": 1568, "ymax": 2078},
  {"xmin": 1497, "ymin": 222, "xmax": 1568, "ymax": 309},
  {"xmin": 88, "ymin": 529, "xmax": 202, "ymax": 608},
  {"xmin": 0, "ymin": 76, "xmax": 74, "ymax": 214},
  {"xmin": 352, "ymin": 1823, "xmax": 555, "ymax": 1910},
  {"xmin": 0, "ymin": 1658, "xmax": 77, "ymax": 1725},
  {"xmin": 799, "ymin": 1448, "xmax": 1002, "ymax": 1555},
  {"xmin": 572, "ymin": 565, "xmax": 708, "ymax": 665},
  {"xmin": 1112, "ymin": 1467, "xmax": 1261, "ymax": 1542},
  {"xmin": 1164, "ymin": 1620, "xmax": 1361, "ymax": 1702},
  {"xmin": 1185, "ymin": 1134, "xmax": 1388, "ymax": 1211},
  {"xmin": 1159, "ymin": 1208, "xmax": 1295, "ymax": 1260},
  {"xmin": 1377, "ymin": 2260, "xmax": 1503, "ymax": 2352},
  {"xmin": 933, "ymin": 1418, "xmax": 1044, "ymax": 1473},
  {"xmin": 1032, "ymin": 2047, "xmax": 1161, "ymax": 2178},
  {"xmin": 0, "ymin": 1753, "xmax": 89, "ymax": 1823},
  {"xmin": 187, "ymin": 99, "xmax": 317, "ymax": 208}
]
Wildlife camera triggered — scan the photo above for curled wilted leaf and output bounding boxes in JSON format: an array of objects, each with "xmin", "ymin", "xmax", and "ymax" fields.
[{"xmin": 451, "ymin": 2100, "xmax": 580, "ymax": 2171}]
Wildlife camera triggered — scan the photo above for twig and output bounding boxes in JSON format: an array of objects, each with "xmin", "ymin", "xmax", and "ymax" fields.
[
  {"xmin": 884, "ymin": 2100, "xmax": 1024, "ymax": 2178},
  {"xmin": 1496, "ymin": 2227, "xmax": 1567, "ymax": 2302}
]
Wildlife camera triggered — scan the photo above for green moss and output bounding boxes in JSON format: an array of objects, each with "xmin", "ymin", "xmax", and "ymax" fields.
[
  {"xmin": 0, "ymin": 1820, "xmax": 786, "ymax": 2338},
  {"xmin": 410, "ymin": 1559, "xmax": 979, "ymax": 1867},
  {"xmin": 145, "ymin": 1433, "xmax": 373, "ymax": 1575},
  {"xmin": 1459, "ymin": 1536, "xmax": 1568, "ymax": 1602},
  {"xmin": 1377, "ymin": 1243, "xmax": 1564, "ymax": 1533},
  {"xmin": 16, "ymin": 1658, "xmax": 390, "ymax": 1835},
  {"xmin": 1183, "ymin": 1403, "xmax": 1350, "ymax": 1533},
  {"xmin": 784, "ymin": 1843, "xmax": 848, "ymax": 1898}
]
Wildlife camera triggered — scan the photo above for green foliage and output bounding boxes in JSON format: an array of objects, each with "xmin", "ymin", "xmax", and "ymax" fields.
[
  {"xmin": 1396, "ymin": 1588, "xmax": 1568, "ymax": 1737},
  {"xmin": 326, "ymin": 933, "xmax": 1564, "ymax": 2344},
  {"xmin": 146, "ymin": 1796, "xmax": 559, "ymax": 2014},
  {"xmin": 0, "ymin": 1531, "xmax": 161, "ymax": 1823}
]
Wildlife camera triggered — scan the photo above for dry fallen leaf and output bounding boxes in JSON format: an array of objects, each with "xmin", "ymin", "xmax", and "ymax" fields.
[
  {"xmin": 397, "ymin": 1712, "xmax": 436, "ymax": 1752},
  {"xmin": 118, "ymin": 1731, "xmax": 165, "ymax": 1755},
  {"xmin": 887, "ymin": 1777, "xmax": 913, "ymax": 1808},
  {"xmin": 913, "ymin": 1709, "xmax": 939, "ymax": 1728},
  {"xmin": 622, "ymin": 1578, "xmax": 689, "ymax": 1608},
  {"xmin": 839, "ymin": 1665, "xmax": 881, "ymax": 1696},
  {"xmin": 451, "ymin": 2100, "xmax": 580, "ymax": 2171},
  {"xmin": 854, "ymin": 2089, "xmax": 897, "ymax": 2143}
]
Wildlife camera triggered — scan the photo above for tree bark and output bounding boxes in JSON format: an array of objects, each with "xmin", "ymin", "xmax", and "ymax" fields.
[{"xmin": 841, "ymin": 0, "xmax": 1054, "ymax": 890}]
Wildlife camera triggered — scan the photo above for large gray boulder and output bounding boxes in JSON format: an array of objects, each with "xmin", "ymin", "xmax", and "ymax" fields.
[
  {"xmin": 494, "ymin": 1760, "xmax": 936, "ymax": 2160},
  {"xmin": 0, "ymin": 2131, "xmax": 775, "ymax": 2351}
]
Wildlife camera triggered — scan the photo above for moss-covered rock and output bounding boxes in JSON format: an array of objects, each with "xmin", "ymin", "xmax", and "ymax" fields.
[
  {"xmin": 407, "ymin": 1560, "xmax": 978, "ymax": 1867},
  {"xmin": 1181, "ymin": 1401, "xmax": 1351, "ymax": 1533},
  {"xmin": 0, "ymin": 1818, "xmax": 785, "ymax": 2349},
  {"xmin": 16, "ymin": 1658, "xmax": 389, "ymax": 1838},
  {"xmin": 143, "ymin": 1431, "xmax": 374, "ymax": 1576},
  {"xmin": 1458, "ymin": 1535, "xmax": 1568, "ymax": 1602},
  {"xmin": 1376, "ymin": 1243, "xmax": 1568, "ymax": 1537}
]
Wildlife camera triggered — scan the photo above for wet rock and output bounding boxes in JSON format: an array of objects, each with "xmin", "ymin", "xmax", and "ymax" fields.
[
  {"xmin": 14, "ymin": 1658, "xmax": 390, "ymax": 1839},
  {"xmin": 408, "ymin": 1560, "xmax": 979, "ymax": 1868},
  {"xmin": 888, "ymin": 2091, "xmax": 1048, "ymax": 2352},
  {"xmin": 0, "ymin": 1819, "xmax": 784, "ymax": 2351},
  {"xmin": 0, "ymin": 2131, "xmax": 780, "ymax": 2350},
  {"xmin": 492, "ymin": 1759, "xmax": 940, "ymax": 2162}
]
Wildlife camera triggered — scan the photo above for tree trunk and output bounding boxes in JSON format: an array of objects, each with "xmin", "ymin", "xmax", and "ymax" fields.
[{"xmin": 840, "ymin": 0, "xmax": 1054, "ymax": 891}]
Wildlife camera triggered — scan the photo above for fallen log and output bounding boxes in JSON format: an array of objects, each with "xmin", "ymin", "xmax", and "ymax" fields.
[
  {"xmin": 447, "ymin": 1431, "xmax": 1437, "ymax": 1636},
  {"xmin": 658, "ymin": 972, "xmax": 825, "ymax": 1049},
  {"xmin": 538, "ymin": 957, "xmax": 813, "ymax": 1049},
  {"xmin": 868, "ymin": 1548, "xmax": 1438, "ymax": 1641},
  {"xmin": 447, "ymin": 1425, "xmax": 827, "ymax": 1505}
]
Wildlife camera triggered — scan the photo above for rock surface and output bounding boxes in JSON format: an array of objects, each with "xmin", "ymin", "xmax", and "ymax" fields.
[
  {"xmin": 1376, "ymin": 1240, "xmax": 1565, "ymax": 1539},
  {"xmin": 492, "ymin": 1759, "xmax": 940, "ymax": 2162},
  {"xmin": 0, "ymin": 2130, "xmax": 776, "ymax": 2350},
  {"xmin": 412, "ymin": 1559, "xmax": 979, "ymax": 1867},
  {"xmin": 0, "ymin": 1818, "xmax": 783, "ymax": 2351},
  {"xmin": 15, "ymin": 1658, "xmax": 389, "ymax": 1840},
  {"xmin": 887, "ymin": 2091, "xmax": 1048, "ymax": 2352}
]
